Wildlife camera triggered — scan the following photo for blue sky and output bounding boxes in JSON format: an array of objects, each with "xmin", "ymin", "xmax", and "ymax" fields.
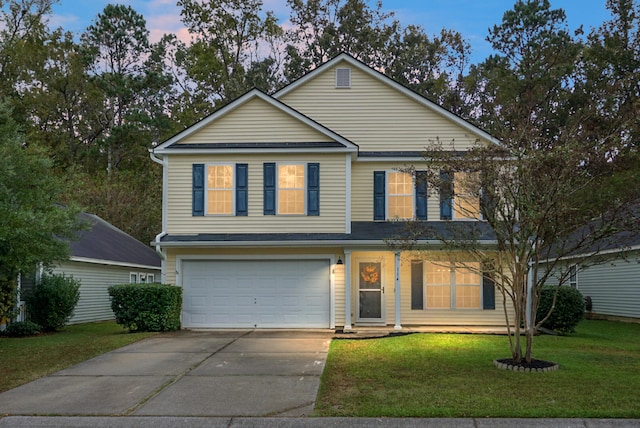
[{"xmin": 49, "ymin": 0, "xmax": 613, "ymax": 65}]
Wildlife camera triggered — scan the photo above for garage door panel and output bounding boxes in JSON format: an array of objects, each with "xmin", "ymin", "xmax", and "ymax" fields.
[{"xmin": 182, "ymin": 259, "xmax": 330, "ymax": 328}]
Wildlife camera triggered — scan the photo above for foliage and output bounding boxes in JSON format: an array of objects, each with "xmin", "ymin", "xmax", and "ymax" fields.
[
  {"xmin": 25, "ymin": 273, "xmax": 80, "ymax": 331},
  {"xmin": 536, "ymin": 286, "xmax": 585, "ymax": 334},
  {"xmin": 315, "ymin": 320, "xmax": 640, "ymax": 417},
  {"xmin": 2, "ymin": 320, "xmax": 41, "ymax": 337},
  {"xmin": 109, "ymin": 283, "xmax": 182, "ymax": 332},
  {"xmin": 0, "ymin": 102, "xmax": 82, "ymax": 320},
  {"xmin": 0, "ymin": 321, "xmax": 155, "ymax": 393}
]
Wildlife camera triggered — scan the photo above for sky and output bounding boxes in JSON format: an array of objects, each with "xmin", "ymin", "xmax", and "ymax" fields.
[{"xmin": 48, "ymin": 0, "xmax": 613, "ymax": 65}]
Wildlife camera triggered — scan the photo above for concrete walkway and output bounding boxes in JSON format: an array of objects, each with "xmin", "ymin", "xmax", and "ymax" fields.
[{"xmin": 0, "ymin": 329, "xmax": 332, "ymax": 417}]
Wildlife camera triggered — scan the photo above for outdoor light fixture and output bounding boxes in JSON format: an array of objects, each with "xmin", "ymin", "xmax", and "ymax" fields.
[{"xmin": 337, "ymin": 257, "xmax": 344, "ymax": 265}]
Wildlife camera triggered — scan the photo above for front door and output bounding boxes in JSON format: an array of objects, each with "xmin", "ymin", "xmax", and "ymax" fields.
[{"xmin": 357, "ymin": 261, "xmax": 384, "ymax": 322}]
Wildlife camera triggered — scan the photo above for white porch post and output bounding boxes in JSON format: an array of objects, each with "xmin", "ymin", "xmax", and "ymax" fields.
[
  {"xmin": 343, "ymin": 250, "xmax": 352, "ymax": 331},
  {"xmin": 394, "ymin": 251, "xmax": 402, "ymax": 330}
]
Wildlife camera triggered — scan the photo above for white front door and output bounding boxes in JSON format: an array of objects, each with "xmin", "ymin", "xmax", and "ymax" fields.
[{"xmin": 357, "ymin": 261, "xmax": 384, "ymax": 322}]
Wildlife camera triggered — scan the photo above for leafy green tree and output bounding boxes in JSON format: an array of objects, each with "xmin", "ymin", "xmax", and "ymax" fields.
[
  {"xmin": 175, "ymin": 0, "xmax": 285, "ymax": 115},
  {"xmin": 0, "ymin": 102, "xmax": 82, "ymax": 320}
]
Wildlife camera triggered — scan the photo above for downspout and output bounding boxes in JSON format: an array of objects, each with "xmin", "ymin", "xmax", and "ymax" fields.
[{"xmin": 150, "ymin": 150, "xmax": 168, "ymax": 284}]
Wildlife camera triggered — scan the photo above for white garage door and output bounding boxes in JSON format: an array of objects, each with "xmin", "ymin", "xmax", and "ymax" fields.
[{"xmin": 182, "ymin": 259, "xmax": 330, "ymax": 328}]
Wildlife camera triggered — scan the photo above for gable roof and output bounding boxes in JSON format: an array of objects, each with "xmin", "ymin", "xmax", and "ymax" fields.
[
  {"xmin": 69, "ymin": 213, "xmax": 161, "ymax": 269},
  {"xmin": 153, "ymin": 89, "xmax": 358, "ymax": 155},
  {"xmin": 274, "ymin": 53, "xmax": 501, "ymax": 147}
]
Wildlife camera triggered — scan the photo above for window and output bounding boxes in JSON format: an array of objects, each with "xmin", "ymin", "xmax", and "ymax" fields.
[
  {"xmin": 129, "ymin": 273, "xmax": 138, "ymax": 284},
  {"xmin": 373, "ymin": 170, "xmax": 426, "ymax": 221},
  {"xmin": 440, "ymin": 171, "xmax": 480, "ymax": 220},
  {"xmin": 207, "ymin": 164, "xmax": 234, "ymax": 215},
  {"xmin": 192, "ymin": 163, "xmax": 247, "ymax": 216},
  {"xmin": 424, "ymin": 262, "xmax": 481, "ymax": 309},
  {"xmin": 278, "ymin": 164, "xmax": 305, "ymax": 215},
  {"xmin": 454, "ymin": 263, "xmax": 481, "ymax": 309},
  {"xmin": 264, "ymin": 163, "xmax": 319, "ymax": 216},
  {"xmin": 387, "ymin": 171, "xmax": 414, "ymax": 219},
  {"xmin": 146, "ymin": 274, "xmax": 155, "ymax": 283},
  {"xmin": 569, "ymin": 265, "xmax": 577, "ymax": 288}
]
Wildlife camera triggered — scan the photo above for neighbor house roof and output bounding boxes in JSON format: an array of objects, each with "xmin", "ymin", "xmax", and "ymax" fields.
[{"xmin": 70, "ymin": 213, "xmax": 161, "ymax": 269}]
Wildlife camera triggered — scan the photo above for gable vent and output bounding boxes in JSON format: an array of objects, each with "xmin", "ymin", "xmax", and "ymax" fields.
[{"xmin": 335, "ymin": 67, "xmax": 351, "ymax": 88}]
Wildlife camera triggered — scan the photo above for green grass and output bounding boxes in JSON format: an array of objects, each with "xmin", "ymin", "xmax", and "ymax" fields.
[
  {"xmin": 0, "ymin": 321, "xmax": 155, "ymax": 393},
  {"xmin": 315, "ymin": 320, "xmax": 640, "ymax": 418}
]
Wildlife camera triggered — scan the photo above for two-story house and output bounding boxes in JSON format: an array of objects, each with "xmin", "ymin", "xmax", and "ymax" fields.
[{"xmin": 150, "ymin": 53, "xmax": 506, "ymax": 330}]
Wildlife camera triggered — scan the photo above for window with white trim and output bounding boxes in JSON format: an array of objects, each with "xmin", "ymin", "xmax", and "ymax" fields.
[
  {"xmin": 425, "ymin": 262, "xmax": 481, "ymax": 309},
  {"xmin": 277, "ymin": 163, "xmax": 305, "ymax": 215},
  {"xmin": 569, "ymin": 265, "xmax": 577, "ymax": 288},
  {"xmin": 207, "ymin": 164, "xmax": 234, "ymax": 215},
  {"xmin": 387, "ymin": 171, "xmax": 414, "ymax": 219},
  {"xmin": 129, "ymin": 273, "xmax": 138, "ymax": 284},
  {"xmin": 146, "ymin": 274, "xmax": 155, "ymax": 283}
]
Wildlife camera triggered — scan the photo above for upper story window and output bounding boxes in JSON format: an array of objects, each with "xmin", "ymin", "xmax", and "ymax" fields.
[
  {"xmin": 373, "ymin": 170, "xmax": 427, "ymax": 221},
  {"xmin": 387, "ymin": 171, "xmax": 414, "ymax": 219},
  {"xmin": 440, "ymin": 171, "xmax": 480, "ymax": 220},
  {"xmin": 207, "ymin": 164, "xmax": 234, "ymax": 215},
  {"xmin": 278, "ymin": 164, "xmax": 305, "ymax": 215},
  {"xmin": 192, "ymin": 163, "xmax": 247, "ymax": 217},
  {"xmin": 264, "ymin": 162, "xmax": 319, "ymax": 216}
]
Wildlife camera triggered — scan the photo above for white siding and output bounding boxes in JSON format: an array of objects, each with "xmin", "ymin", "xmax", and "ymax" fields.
[
  {"xmin": 166, "ymin": 153, "xmax": 348, "ymax": 234},
  {"xmin": 576, "ymin": 253, "xmax": 640, "ymax": 319},
  {"xmin": 279, "ymin": 61, "xmax": 487, "ymax": 151},
  {"xmin": 51, "ymin": 261, "xmax": 160, "ymax": 324},
  {"xmin": 175, "ymin": 97, "xmax": 334, "ymax": 144}
]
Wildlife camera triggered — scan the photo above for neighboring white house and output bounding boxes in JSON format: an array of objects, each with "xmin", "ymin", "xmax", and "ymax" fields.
[{"xmin": 19, "ymin": 212, "xmax": 161, "ymax": 324}]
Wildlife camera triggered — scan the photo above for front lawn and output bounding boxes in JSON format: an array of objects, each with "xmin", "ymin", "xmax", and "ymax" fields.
[
  {"xmin": 315, "ymin": 320, "xmax": 640, "ymax": 418},
  {"xmin": 0, "ymin": 321, "xmax": 155, "ymax": 393}
]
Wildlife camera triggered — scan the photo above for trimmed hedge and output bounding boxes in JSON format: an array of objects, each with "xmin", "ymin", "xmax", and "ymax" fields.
[
  {"xmin": 536, "ymin": 285, "xmax": 585, "ymax": 334},
  {"xmin": 109, "ymin": 283, "xmax": 182, "ymax": 332},
  {"xmin": 26, "ymin": 273, "xmax": 80, "ymax": 331},
  {"xmin": 2, "ymin": 320, "xmax": 41, "ymax": 337}
]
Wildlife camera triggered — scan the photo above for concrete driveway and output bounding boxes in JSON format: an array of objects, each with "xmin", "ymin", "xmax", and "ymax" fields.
[{"xmin": 0, "ymin": 329, "xmax": 333, "ymax": 417}]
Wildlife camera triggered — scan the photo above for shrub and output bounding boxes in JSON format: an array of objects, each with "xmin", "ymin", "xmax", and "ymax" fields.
[
  {"xmin": 3, "ymin": 320, "xmax": 41, "ymax": 337},
  {"xmin": 26, "ymin": 274, "xmax": 80, "ymax": 331},
  {"xmin": 109, "ymin": 283, "xmax": 181, "ymax": 332},
  {"xmin": 536, "ymin": 285, "xmax": 585, "ymax": 334}
]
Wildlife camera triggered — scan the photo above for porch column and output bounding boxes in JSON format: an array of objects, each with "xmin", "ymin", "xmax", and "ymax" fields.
[
  {"xmin": 394, "ymin": 251, "xmax": 402, "ymax": 330},
  {"xmin": 343, "ymin": 250, "xmax": 352, "ymax": 331}
]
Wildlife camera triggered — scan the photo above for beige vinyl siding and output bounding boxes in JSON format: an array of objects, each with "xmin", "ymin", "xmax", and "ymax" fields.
[
  {"xmin": 279, "ymin": 62, "xmax": 486, "ymax": 151},
  {"xmin": 175, "ymin": 97, "xmax": 334, "ymax": 144},
  {"xmin": 351, "ymin": 162, "xmax": 441, "ymax": 221},
  {"xmin": 166, "ymin": 153, "xmax": 347, "ymax": 234},
  {"xmin": 51, "ymin": 261, "xmax": 160, "ymax": 324},
  {"xmin": 349, "ymin": 251, "xmax": 511, "ymax": 327}
]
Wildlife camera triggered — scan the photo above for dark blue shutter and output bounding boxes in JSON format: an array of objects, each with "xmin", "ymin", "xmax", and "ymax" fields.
[
  {"xmin": 373, "ymin": 171, "xmax": 385, "ymax": 220},
  {"xmin": 264, "ymin": 163, "xmax": 276, "ymax": 215},
  {"xmin": 482, "ymin": 265, "xmax": 496, "ymax": 310},
  {"xmin": 235, "ymin": 164, "xmax": 248, "ymax": 216},
  {"xmin": 411, "ymin": 260, "xmax": 424, "ymax": 310},
  {"xmin": 307, "ymin": 163, "xmax": 320, "ymax": 216},
  {"xmin": 192, "ymin": 164, "xmax": 204, "ymax": 216},
  {"xmin": 440, "ymin": 171, "xmax": 452, "ymax": 220},
  {"xmin": 415, "ymin": 171, "xmax": 427, "ymax": 220}
]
